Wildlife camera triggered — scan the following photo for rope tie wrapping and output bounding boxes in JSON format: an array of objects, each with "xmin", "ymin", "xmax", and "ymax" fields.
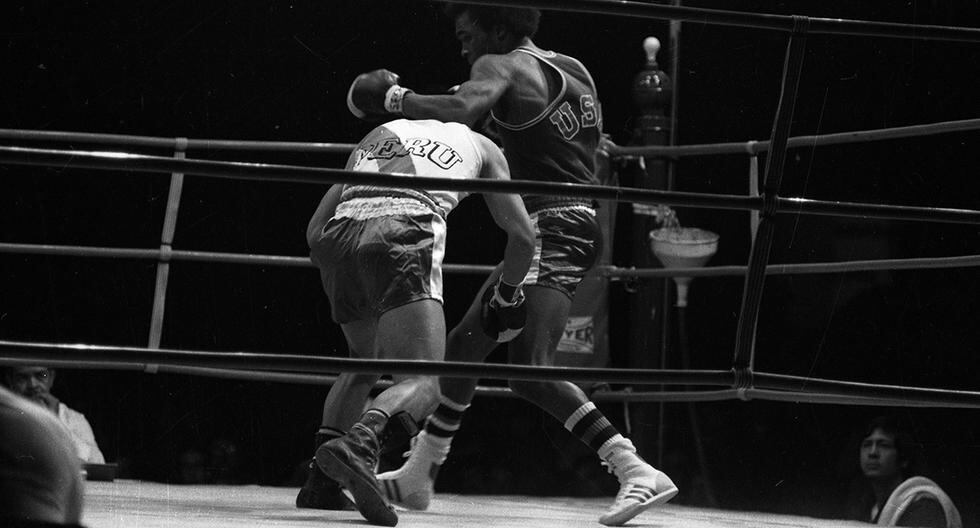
[
  {"xmin": 791, "ymin": 15, "xmax": 811, "ymax": 36},
  {"xmin": 732, "ymin": 367, "xmax": 754, "ymax": 393}
]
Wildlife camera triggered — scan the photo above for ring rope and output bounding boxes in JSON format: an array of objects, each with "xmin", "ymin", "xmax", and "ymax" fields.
[
  {"xmin": 4, "ymin": 242, "xmax": 978, "ymax": 277},
  {"xmin": 3, "ymin": 145, "xmax": 979, "ymax": 227},
  {"xmin": 733, "ymin": 24, "xmax": 808, "ymax": 370},
  {"xmin": 149, "ymin": 144, "xmax": 186, "ymax": 349},
  {"xmin": 3, "ymin": 352, "xmax": 975, "ymax": 409},
  {"xmin": 0, "ymin": 144, "xmax": 764, "ymax": 213},
  {"xmin": 610, "ymin": 118, "xmax": 980, "ymax": 158},
  {"xmin": 4, "ymin": 354, "xmax": 953, "ymax": 408},
  {"xmin": 0, "ymin": 355, "xmax": 724, "ymax": 403},
  {"xmin": 6, "ymin": 118, "xmax": 980, "ymax": 159},
  {"xmin": 0, "ymin": 127, "xmax": 357, "ymax": 153},
  {"xmin": 0, "ymin": 355, "xmax": 722, "ymax": 402},
  {"xmin": 4, "ymin": 340, "xmax": 980, "ymax": 409},
  {"xmin": 0, "ymin": 339, "xmax": 734, "ymax": 387},
  {"xmin": 460, "ymin": 0, "xmax": 980, "ymax": 42}
]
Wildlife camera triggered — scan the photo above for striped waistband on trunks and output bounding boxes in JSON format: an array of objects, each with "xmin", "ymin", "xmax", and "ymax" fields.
[
  {"xmin": 337, "ymin": 186, "xmax": 447, "ymax": 220},
  {"xmin": 522, "ymin": 195, "xmax": 598, "ymax": 215}
]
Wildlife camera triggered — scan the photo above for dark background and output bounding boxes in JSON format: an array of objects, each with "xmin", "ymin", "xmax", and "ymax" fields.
[{"xmin": 2, "ymin": 1, "xmax": 979, "ymax": 525}]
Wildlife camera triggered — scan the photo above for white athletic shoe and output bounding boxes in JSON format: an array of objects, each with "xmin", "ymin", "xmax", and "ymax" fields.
[
  {"xmin": 376, "ymin": 431, "xmax": 449, "ymax": 511},
  {"xmin": 598, "ymin": 441, "xmax": 678, "ymax": 526}
]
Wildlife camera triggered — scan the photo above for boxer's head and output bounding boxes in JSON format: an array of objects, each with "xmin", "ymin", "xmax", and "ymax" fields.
[{"xmin": 444, "ymin": 5, "xmax": 540, "ymax": 64}]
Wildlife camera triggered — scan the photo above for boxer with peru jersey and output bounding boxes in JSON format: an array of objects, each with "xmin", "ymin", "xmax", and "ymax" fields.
[{"xmin": 299, "ymin": 118, "xmax": 533, "ymax": 526}]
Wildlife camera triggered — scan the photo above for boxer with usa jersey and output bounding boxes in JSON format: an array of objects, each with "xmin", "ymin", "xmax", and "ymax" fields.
[
  {"xmin": 347, "ymin": 4, "xmax": 678, "ymax": 526},
  {"xmin": 299, "ymin": 119, "xmax": 534, "ymax": 526}
]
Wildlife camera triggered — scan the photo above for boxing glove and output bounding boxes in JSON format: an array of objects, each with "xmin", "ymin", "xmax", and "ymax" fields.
[
  {"xmin": 480, "ymin": 279, "xmax": 526, "ymax": 343},
  {"xmin": 346, "ymin": 69, "xmax": 413, "ymax": 119}
]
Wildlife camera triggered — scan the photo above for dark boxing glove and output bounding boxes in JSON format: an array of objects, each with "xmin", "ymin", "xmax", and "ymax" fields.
[
  {"xmin": 480, "ymin": 279, "xmax": 526, "ymax": 343},
  {"xmin": 346, "ymin": 69, "xmax": 413, "ymax": 120}
]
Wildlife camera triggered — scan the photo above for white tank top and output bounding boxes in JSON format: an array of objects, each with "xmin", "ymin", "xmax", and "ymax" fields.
[{"xmin": 340, "ymin": 119, "xmax": 484, "ymax": 218}]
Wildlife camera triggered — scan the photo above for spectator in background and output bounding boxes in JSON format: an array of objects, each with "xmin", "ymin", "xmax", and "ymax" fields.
[
  {"xmin": 844, "ymin": 415, "xmax": 961, "ymax": 528},
  {"xmin": 2, "ymin": 366, "xmax": 106, "ymax": 464},
  {"xmin": 0, "ymin": 384, "xmax": 85, "ymax": 526}
]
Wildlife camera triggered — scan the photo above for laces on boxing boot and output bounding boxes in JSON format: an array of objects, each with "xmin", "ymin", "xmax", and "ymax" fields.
[
  {"xmin": 376, "ymin": 431, "xmax": 449, "ymax": 511},
  {"xmin": 317, "ymin": 424, "xmax": 398, "ymax": 526},
  {"xmin": 598, "ymin": 441, "xmax": 678, "ymax": 526}
]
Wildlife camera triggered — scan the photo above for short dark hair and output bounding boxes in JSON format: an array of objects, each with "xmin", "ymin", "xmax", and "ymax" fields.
[
  {"xmin": 444, "ymin": 4, "xmax": 541, "ymax": 39},
  {"xmin": 863, "ymin": 415, "xmax": 915, "ymax": 467}
]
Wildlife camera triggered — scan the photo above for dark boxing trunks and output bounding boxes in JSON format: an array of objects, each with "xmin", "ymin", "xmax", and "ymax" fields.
[
  {"xmin": 523, "ymin": 202, "xmax": 601, "ymax": 298},
  {"xmin": 311, "ymin": 212, "xmax": 447, "ymax": 324}
]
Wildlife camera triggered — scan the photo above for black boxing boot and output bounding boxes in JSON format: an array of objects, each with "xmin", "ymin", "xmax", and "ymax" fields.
[
  {"xmin": 316, "ymin": 410, "xmax": 397, "ymax": 526},
  {"xmin": 296, "ymin": 428, "xmax": 356, "ymax": 511}
]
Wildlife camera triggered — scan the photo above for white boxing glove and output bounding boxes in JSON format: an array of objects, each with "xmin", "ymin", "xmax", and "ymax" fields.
[{"xmin": 346, "ymin": 69, "xmax": 413, "ymax": 119}]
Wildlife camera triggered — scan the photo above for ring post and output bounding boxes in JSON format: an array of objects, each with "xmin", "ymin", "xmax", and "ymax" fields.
[{"xmin": 628, "ymin": 36, "xmax": 673, "ymax": 466}]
